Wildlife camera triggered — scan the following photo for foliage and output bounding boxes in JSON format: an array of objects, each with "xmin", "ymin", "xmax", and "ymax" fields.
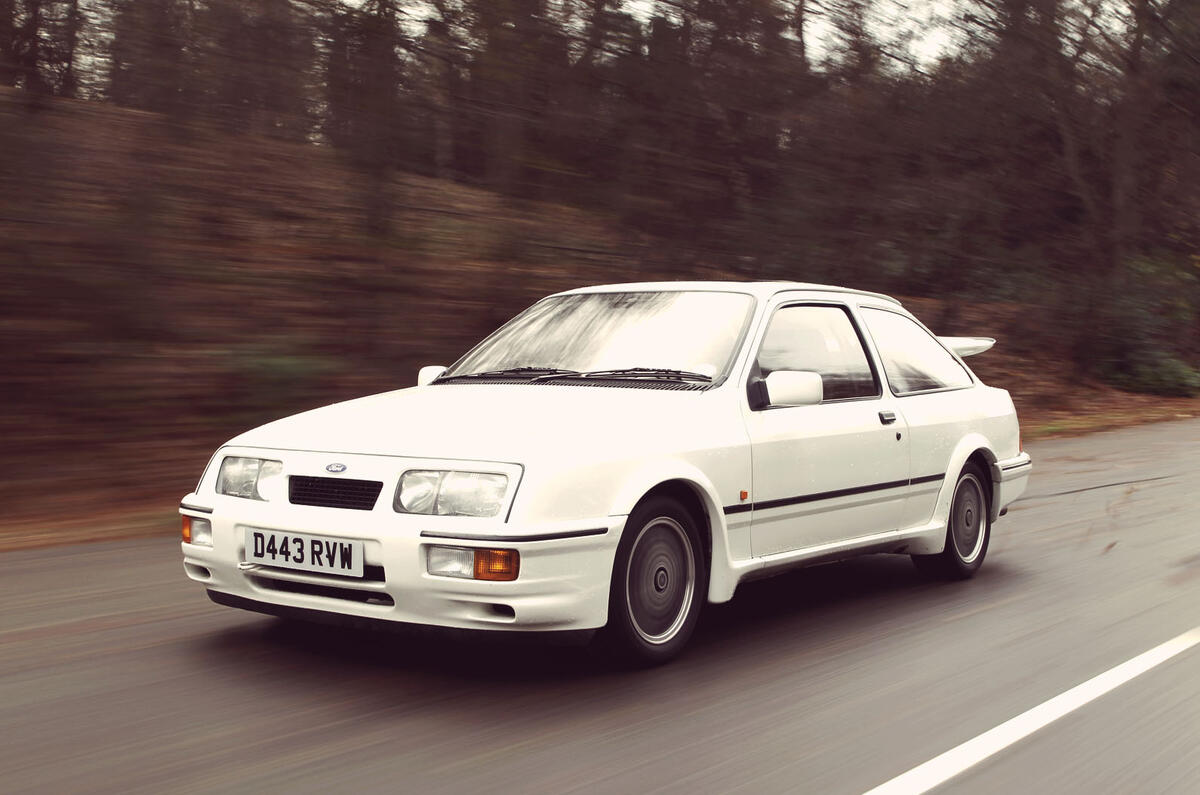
[
  {"xmin": 1111, "ymin": 354, "xmax": 1200, "ymax": 397},
  {"xmin": 1, "ymin": 1, "xmax": 1195, "ymax": 312},
  {"xmin": 1086, "ymin": 257, "xmax": 1200, "ymax": 396},
  {"xmin": 1, "ymin": 0, "xmax": 1199, "ymax": 519}
]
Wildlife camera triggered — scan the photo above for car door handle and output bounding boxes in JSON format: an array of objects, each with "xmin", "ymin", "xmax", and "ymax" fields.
[{"xmin": 878, "ymin": 410, "xmax": 897, "ymax": 425}]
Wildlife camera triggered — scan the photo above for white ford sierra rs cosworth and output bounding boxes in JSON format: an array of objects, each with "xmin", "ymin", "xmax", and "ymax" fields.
[{"xmin": 181, "ymin": 281, "xmax": 1031, "ymax": 663}]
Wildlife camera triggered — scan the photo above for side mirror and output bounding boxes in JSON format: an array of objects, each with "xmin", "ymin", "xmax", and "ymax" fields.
[
  {"xmin": 417, "ymin": 365, "xmax": 447, "ymax": 386},
  {"xmin": 764, "ymin": 370, "xmax": 823, "ymax": 407}
]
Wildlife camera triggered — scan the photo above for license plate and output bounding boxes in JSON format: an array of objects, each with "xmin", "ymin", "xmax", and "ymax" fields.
[{"xmin": 244, "ymin": 528, "xmax": 364, "ymax": 578}]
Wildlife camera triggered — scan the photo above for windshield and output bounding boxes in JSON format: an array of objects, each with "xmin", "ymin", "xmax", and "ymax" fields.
[{"xmin": 442, "ymin": 291, "xmax": 756, "ymax": 383}]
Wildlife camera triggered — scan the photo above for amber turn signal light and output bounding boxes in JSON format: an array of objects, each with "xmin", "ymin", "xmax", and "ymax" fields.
[
  {"xmin": 181, "ymin": 515, "xmax": 192, "ymax": 544},
  {"xmin": 474, "ymin": 548, "xmax": 519, "ymax": 581}
]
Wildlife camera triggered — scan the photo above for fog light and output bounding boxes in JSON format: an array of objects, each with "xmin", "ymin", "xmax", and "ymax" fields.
[
  {"xmin": 426, "ymin": 546, "xmax": 519, "ymax": 581},
  {"xmin": 183, "ymin": 516, "xmax": 213, "ymax": 547},
  {"xmin": 427, "ymin": 546, "xmax": 475, "ymax": 579},
  {"xmin": 475, "ymin": 549, "xmax": 519, "ymax": 581}
]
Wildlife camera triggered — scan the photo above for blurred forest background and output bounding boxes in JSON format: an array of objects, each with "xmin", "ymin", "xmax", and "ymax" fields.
[{"xmin": 1, "ymin": 0, "xmax": 1199, "ymax": 542}]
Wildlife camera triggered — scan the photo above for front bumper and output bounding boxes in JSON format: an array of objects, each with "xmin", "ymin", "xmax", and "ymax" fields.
[
  {"xmin": 205, "ymin": 590, "xmax": 596, "ymax": 644},
  {"xmin": 181, "ymin": 503, "xmax": 625, "ymax": 633}
]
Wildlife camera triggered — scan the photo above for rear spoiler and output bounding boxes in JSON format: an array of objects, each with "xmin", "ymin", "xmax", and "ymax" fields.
[{"xmin": 939, "ymin": 336, "xmax": 995, "ymax": 357}]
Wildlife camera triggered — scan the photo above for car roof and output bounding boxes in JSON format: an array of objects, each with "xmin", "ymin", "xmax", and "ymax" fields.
[{"xmin": 551, "ymin": 281, "xmax": 902, "ymax": 306}]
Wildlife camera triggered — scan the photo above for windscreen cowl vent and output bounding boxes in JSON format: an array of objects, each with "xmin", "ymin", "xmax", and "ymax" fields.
[{"xmin": 436, "ymin": 379, "xmax": 709, "ymax": 391}]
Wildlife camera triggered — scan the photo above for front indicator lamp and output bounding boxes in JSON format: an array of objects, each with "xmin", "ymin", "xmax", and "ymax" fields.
[
  {"xmin": 474, "ymin": 548, "xmax": 519, "ymax": 581},
  {"xmin": 426, "ymin": 546, "xmax": 519, "ymax": 581},
  {"xmin": 182, "ymin": 516, "xmax": 212, "ymax": 546}
]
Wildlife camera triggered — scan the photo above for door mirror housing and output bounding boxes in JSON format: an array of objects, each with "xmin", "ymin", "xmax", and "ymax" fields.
[
  {"xmin": 763, "ymin": 370, "xmax": 823, "ymax": 407},
  {"xmin": 417, "ymin": 365, "xmax": 447, "ymax": 386}
]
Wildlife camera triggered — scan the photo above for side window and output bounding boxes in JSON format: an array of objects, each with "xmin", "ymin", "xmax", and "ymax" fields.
[
  {"xmin": 756, "ymin": 305, "xmax": 879, "ymax": 400},
  {"xmin": 861, "ymin": 307, "xmax": 973, "ymax": 394}
]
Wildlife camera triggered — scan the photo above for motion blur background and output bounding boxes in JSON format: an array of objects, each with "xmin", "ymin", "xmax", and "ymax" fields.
[{"xmin": 1, "ymin": 0, "xmax": 1198, "ymax": 546}]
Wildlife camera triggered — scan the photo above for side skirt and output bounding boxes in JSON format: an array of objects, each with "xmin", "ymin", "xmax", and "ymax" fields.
[{"xmin": 726, "ymin": 521, "xmax": 948, "ymax": 589}]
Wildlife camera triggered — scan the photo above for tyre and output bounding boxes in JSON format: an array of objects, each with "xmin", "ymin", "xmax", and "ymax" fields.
[
  {"xmin": 912, "ymin": 462, "xmax": 991, "ymax": 580},
  {"xmin": 601, "ymin": 496, "xmax": 706, "ymax": 666}
]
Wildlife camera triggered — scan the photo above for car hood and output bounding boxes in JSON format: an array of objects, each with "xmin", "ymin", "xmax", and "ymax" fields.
[{"xmin": 227, "ymin": 383, "xmax": 722, "ymax": 464}]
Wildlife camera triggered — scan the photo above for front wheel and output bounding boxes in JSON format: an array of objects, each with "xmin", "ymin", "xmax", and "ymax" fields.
[
  {"xmin": 601, "ymin": 496, "xmax": 706, "ymax": 666},
  {"xmin": 912, "ymin": 462, "xmax": 991, "ymax": 580}
]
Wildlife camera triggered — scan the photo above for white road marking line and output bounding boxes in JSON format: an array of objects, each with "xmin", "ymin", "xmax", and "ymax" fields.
[{"xmin": 863, "ymin": 626, "xmax": 1200, "ymax": 795}]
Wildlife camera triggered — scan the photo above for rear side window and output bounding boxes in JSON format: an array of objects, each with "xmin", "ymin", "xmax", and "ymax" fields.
[
  {"xmin": 861, "ymin": 307, "xmax": 972, "ymax": 394},
  {"xmin": 756, "ymin": 305, "xmax": 879, "ymax": 400}
]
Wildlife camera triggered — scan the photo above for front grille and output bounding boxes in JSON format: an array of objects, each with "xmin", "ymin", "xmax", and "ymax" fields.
[{"xmin": 289, "ymin": 476, "xmax": 383, "ymax": 510}]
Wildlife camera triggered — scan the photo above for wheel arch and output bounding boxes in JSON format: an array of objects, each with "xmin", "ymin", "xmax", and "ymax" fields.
[
  {"xmin": 926, "ymin": 435, "xmax": 1002, "ymax": 551},
  {"xmin": 964, "ymin": 447, "xmax": 997, "ymax": 520},
  {"xmin": 609, "ymin": 464, "xmax": 734, "ymax": 604},
  {"xmin": 634, "ymin": 480, "xmax": 713, "ymax": 577}
]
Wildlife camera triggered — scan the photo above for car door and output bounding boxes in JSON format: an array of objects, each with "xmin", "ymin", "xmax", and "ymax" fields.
[
  {"xmin": 743, "ymin": 300, "xmax": 911, "ymax": 557},
  {"xmin": 858, "ymin": 305, "xmax": 977, "ymax": 529}
]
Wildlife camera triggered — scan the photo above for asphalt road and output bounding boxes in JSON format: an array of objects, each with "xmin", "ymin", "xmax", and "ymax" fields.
[{"xmin": 3, "ymin": 420, "xmax": 1199, "ymax": 794}]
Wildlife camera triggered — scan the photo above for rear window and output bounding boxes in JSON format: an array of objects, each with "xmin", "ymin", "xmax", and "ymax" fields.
[{"xmin": 861, "ymin": 308, "xmax": 972, "ymax": 394}]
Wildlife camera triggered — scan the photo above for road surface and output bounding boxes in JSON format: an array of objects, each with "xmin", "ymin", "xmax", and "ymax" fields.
[{"xmin": 3, "ymin": 420, "xmax": 1199, "ymax": 793}]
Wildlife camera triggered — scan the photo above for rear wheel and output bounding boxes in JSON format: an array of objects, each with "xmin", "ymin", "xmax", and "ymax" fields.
[
  {"xmin": 912, "ymin": 462, "xmax": 991, "ymax": 579},
  {"xmin": 602, "ymin": 496, "xmax": 706, "ymax": 666}
]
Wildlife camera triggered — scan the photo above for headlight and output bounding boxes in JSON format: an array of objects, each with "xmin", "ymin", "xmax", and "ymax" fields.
[
  {"xmin": 395, "ymin": 470, "xmax": 509, "ymax": 517},
  {"xmin": 217, "ymin": 457, "xmax": 283, "ymax": 501}
]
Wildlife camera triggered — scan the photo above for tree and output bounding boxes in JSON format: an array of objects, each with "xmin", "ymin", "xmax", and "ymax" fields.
[
  {"xmin": 192, "ymin": 0, "xmax": 313, "ymax": 137},
  {"xmin": 55, "ymin": 0, "xmax": 81, "ymax": 97},
  {"xmin": 0, "ymin": 0, "xmax": 18, "ymax": 86},
  {"xmin": 107, "ymin": 0, "xmax": 187, "ymax": 114}
]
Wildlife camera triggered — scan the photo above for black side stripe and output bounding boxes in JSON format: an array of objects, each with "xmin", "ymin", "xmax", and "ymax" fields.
[
  {"xmin": 723, "ymin": 474, "xmax": 945, "ymax": 515},
  {"xmin": 180, "ymin": 503, "xmax": 214, "ymax": 514}
]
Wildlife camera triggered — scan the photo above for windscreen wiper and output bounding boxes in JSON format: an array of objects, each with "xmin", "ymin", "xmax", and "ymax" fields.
[
  {"xmin": 435, "ymin": 367, "xmax": 581, "ymax": 382},
  {"xmin": 561, "ymin": 367, "xmax": 713, "ymax": 382}
]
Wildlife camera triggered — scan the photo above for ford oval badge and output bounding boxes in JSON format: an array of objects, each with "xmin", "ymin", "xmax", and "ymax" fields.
[{"xmin": 326, "ymin": 463, "xmax": 347, "ymax": 473}]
